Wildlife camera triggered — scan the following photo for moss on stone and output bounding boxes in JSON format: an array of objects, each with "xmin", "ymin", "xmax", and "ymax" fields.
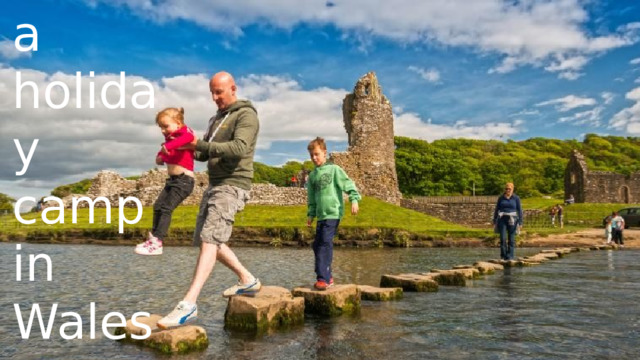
[
  {"xmin": 144, "ymin": 332, "xmax": 208, "ymax": 354},
  {"xmin": 225, "ymin": 307, "xmax": 304, "ymax": 333},
  {"xmin": 361, "ymin": 288, "xmax": 403, "ymax": 301}
]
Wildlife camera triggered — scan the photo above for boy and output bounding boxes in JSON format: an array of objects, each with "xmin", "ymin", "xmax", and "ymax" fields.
[{"xmin": 306, "ymin": 137, "xmax": 361, "ymax": 290}]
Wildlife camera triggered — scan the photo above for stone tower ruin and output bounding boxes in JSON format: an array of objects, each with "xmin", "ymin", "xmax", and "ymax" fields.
[{"xmin": 330, "ymin": 72, "xmax": 402, "ymax": 205}]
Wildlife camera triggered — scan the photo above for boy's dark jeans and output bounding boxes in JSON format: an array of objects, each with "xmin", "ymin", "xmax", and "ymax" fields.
[
  {"xmin": 152, "ymin": 174, "xmax": 194, "ymax": 240},
  {"xmin": 313, "ymin": 219, "xmax": 340, "ymax": 282}
]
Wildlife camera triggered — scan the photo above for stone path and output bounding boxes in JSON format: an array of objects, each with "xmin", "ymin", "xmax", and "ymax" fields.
[{"xmin": 117, "ymin": 243, "xmax": 623, "ymax": 354}]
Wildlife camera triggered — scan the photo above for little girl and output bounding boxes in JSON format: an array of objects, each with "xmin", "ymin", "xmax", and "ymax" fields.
[{"xmin": 135, "ymin": 107, "xmax": 195, "ymax": 255}]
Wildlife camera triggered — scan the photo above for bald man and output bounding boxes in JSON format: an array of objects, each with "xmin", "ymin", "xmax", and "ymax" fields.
[{"xmin": 158, "ymin": 72, "xmax": 261, "ymax": 329}]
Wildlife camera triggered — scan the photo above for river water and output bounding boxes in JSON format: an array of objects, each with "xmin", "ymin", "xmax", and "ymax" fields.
[{"xmin": 0, "ymin": 244, "xmax": 638, "ymax": 359}]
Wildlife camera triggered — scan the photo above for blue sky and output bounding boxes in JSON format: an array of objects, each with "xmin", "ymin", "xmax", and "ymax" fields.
[{"xmin": 1, "ymin": 0, "xmax": 640, "ymax": 202}]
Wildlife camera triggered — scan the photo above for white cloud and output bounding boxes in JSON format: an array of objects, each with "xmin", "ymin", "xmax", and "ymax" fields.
[
  {"xmin": 558, "ymin": 106, "xmax": 603, "ymax": 127},
  {"xmin": 601, "ymin": 92, "xmax": 615, "ymax": 105},
  {"xmin": 0, "ymin": 39, "xmax": 32, "ymax": 60},
  {"xmin": 536, "ymin": 95, "xmax": 596, "ymax": 112},
  {"xmin": 84, "ymin": 0, "xmax": 640, "ymax": 77},
  {"xmin": 557, "ymin": 71, "xmax": 584, "ymax": 80},
  {"xmin": 610, "ymin": 87, "xmax": 640, "ymax": 135},
  {"xmin": 408, "ymin": 66, "xmax": 441, "ymax": 83},
  {"xmin": 509, "ymin": 109, "xmax": 540, "ymax": 117},
  {"xmin": 394, "ymin": 113, "xmax": 522, "ymax": 142},
  {"xmin": 630, "ymin": 57, "xmax": 640, "ymax": 65}
]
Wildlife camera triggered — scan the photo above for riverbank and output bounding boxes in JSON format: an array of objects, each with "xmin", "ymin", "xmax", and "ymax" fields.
[{"xmin": 2, "ymin": 226, "xmax": 637, "ymax": 248}]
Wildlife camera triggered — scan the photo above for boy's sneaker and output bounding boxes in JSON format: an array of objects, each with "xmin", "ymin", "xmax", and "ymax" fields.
[
  {"xmin": 157, "ymin": 301, "xmax": 197, "ymax": 329},
  {"xmin": 134, "ymin": 237, "xmax": 163, "ymax": 255},
  {"xmin": 314, "ymin": 278, "xmax": 334, "ymax": 291},
  {"xmin": 222, "ymin": 278, "xmax": 262, "ymax": 297}
]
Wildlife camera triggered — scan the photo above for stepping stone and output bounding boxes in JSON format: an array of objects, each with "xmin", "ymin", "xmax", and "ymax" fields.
[
  {"xmin": 522, "ymin": 253, "xmax": 558, "ymax": 263},
  {"xmin": 115, "ymin": 314, "xmax": 208, "ymax": 354},
  {"xmin": 537, "ymin": 252, "xmax": 560, "ymax": 260},
  {"xmin": 292, "ymin": 284, "xmax": 360, "ymax": 317},
  {"xmin": 452, "ymin": 265, "xmax": 473, "ymax": 269},
  {"xmin": 224, "ymin": 286, "xmax": 304, "ymax": 333},
  {"xmin": 492, "ymin": 259, "xmax": 536, "ymax": 267},
  {"xmin": 473, "ymin": 261, "xmax": 504, "ymax": 274},
  {"xmin": 541, "ymin": 249, "xmax": 568, "ymax": 257},
  {"xmin": 357, "ymin": 285, "xmax": 403, "ymax": 301},
  {"xmin": 380, "ymin": 273, "xmax": 439, "ymax": 292},
  {"xmin": 426, "ymin": 268, "xmax": 481, "ymax": 286}
]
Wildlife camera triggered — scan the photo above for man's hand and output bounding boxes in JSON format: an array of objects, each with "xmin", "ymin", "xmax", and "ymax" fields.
[
  {"xmin": 307, "ymin": 217, "xmax": 313, "ymax": 227},
  {"xmin": 161, "ymin": 145, "xmax": 170, "ymax": 155},
  {"xmin": 351, "ymin": 202, "xmax": 359, "ymax": 215},
  {"xmin": 178, "ymin": 137, "xmax": 198, "ymax": 151},
  {"xmin": 155, "ymin": 156, "xmax": 164, "ymax": 165}
]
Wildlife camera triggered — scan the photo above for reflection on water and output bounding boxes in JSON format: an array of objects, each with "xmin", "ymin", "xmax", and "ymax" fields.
[{"xmin": 0, "ymin": 244, "xmax": 638, "ymax": 359}]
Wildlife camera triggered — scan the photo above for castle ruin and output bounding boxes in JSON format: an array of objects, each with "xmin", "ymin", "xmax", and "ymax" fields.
[
  {"xmin": 330, "ymin": 72, "xmax": 402, "ymax": 205},
  {"xmin": 565, "ymin": 150, "xmax": 640, "ymax": 203}
]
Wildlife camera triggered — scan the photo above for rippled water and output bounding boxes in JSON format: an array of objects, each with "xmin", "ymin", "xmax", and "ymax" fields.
[{"xmin": 1, "ymin": 243, "xmax": 638, "ymax": 359}]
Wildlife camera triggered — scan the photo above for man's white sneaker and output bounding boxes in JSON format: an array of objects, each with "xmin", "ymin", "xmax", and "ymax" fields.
[
  {"xmin": 222, "ymin": 278, "xmax": 262, "ymax": 297},
  {"xmin": 157, "ymin": 301, "xmax": 197, "ymax": 329}
]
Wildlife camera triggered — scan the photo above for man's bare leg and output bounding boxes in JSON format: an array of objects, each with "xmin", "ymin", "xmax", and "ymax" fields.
[
  {"xmin": 183, "ymin": 242, "xmax": 219, "ymax": 304},
  {"xmin": 217, "ymin": 243, "xmax": 254, "ymax": 284}
]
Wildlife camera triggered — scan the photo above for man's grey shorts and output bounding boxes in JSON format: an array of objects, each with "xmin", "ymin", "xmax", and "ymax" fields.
[{"xmin": 193, "ymin": 184, "xmax": 250, "ymax": 246}]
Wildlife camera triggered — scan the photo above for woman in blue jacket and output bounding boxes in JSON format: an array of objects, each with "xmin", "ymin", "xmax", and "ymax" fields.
[{"xmin": 493, "ymin": 182, "xmax": 523, "ymax": 260}]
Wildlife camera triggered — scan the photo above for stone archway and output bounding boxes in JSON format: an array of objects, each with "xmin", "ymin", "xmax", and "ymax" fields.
[{"xmin": 619, "ymin": 185, "xmax": 630, "ymax": 203}]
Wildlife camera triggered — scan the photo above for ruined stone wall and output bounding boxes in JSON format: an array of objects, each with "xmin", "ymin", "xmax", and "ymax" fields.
[
  {"xmin": 401, "ymin": 198, "xmax": 495, "ymax": 226},
  {"xmin": 583, "ymin": 172, "xmax": 639, "ymax": 203},
  {"xmin": 67, "ymin": 170, "xmax": 307, "ymax": 208},
  {"xmin": 401, "ymin": 197, "xmax": 541, "ymax": 227},
  {"xmin": 565, "ymin": 150, "xmax": 640, "ymax": 204},
  {"xmin": 331, "ymin": 72, "xmax": 402, "ymax": 205}
]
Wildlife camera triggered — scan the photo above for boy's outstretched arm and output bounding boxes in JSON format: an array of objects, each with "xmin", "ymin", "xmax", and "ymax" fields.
[{"xmin": 336, "ymin": 167, "xmax": 361, "ymax": 214}]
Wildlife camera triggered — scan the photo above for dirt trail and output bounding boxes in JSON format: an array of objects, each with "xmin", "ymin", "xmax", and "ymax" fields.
[{"xmin": 522, "ymin": 228, "xmax": 640, "ymax": 248}]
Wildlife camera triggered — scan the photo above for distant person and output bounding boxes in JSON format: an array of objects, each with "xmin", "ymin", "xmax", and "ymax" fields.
[
  {"xmin": 35, "ymin": 197, "xmax": 45, "ymax": 212},
  {"xmin": 565, "ymin": 194, "xmax": 575, "ymax": 205},
  {"xmin": 135, "ymin": 107, "xmax": 195, "ymax": 256},
  {"xmin": 493, "ymin": 182, "xmax": 523, "ymax": 261},
  {"xmin": 291, "ymin": 175, "xmax": 298, "ymax": 187},
  {"xmin": 604, "ymin": 212, "xmax": 613, "ymax": 244},
  {"xmin": 611, "ymin": 211, "xmax": 625, "ymax": 247},
  {"xmin": 306, "ymin": 137, "xmax": 360, "ymax": 290},
  {"xmin": 549, "ymin": 205, "xmax": 557, "ymax": 227},
  {"xmin": 157, "ymin": 71, "xmax": 261, "ymax": 329},
  {"xmin": 304, "ymin": 171, "xmax": 309, "ymax": 189},
  {"xmin": 556, "ymin": 204, "xmax": 563, "ymax": 228}
]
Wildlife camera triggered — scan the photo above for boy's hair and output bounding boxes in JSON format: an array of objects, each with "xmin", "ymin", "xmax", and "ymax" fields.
[
  {"xmin": 307, "ymin": 137, "xmax": 326, "ymax": 151},
  {"xmin": 156, "ymin": 107, "xmax": 185, "ymax": 125}
]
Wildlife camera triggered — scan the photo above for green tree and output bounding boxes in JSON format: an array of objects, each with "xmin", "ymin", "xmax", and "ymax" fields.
[{"xmin": 0, "ymin": 193, "xmax": 14, "ymax": 212}]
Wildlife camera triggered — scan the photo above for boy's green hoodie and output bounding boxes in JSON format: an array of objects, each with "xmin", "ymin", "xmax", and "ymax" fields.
[
  {"xmin": 307, "ymin": 162, "xmax": 361, "ymax": 221},
  {"xmin": 194, "ymin": 100, "xmax": 259, "ymax": 191}
]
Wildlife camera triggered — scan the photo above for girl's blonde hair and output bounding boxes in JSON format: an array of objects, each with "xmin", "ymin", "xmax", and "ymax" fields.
[
  {"xmin": 156, "ymin": 107, "xmax": 185, "ymax": 125},
  {"xmin": 307, "ymin": 137, "xmax": 327, "ymax": 151}
]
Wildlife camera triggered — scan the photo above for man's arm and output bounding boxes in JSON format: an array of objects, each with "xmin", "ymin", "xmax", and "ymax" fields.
[{"xmin": 195, "ymin": 110, "xmax": 258, "ymax": 159}]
